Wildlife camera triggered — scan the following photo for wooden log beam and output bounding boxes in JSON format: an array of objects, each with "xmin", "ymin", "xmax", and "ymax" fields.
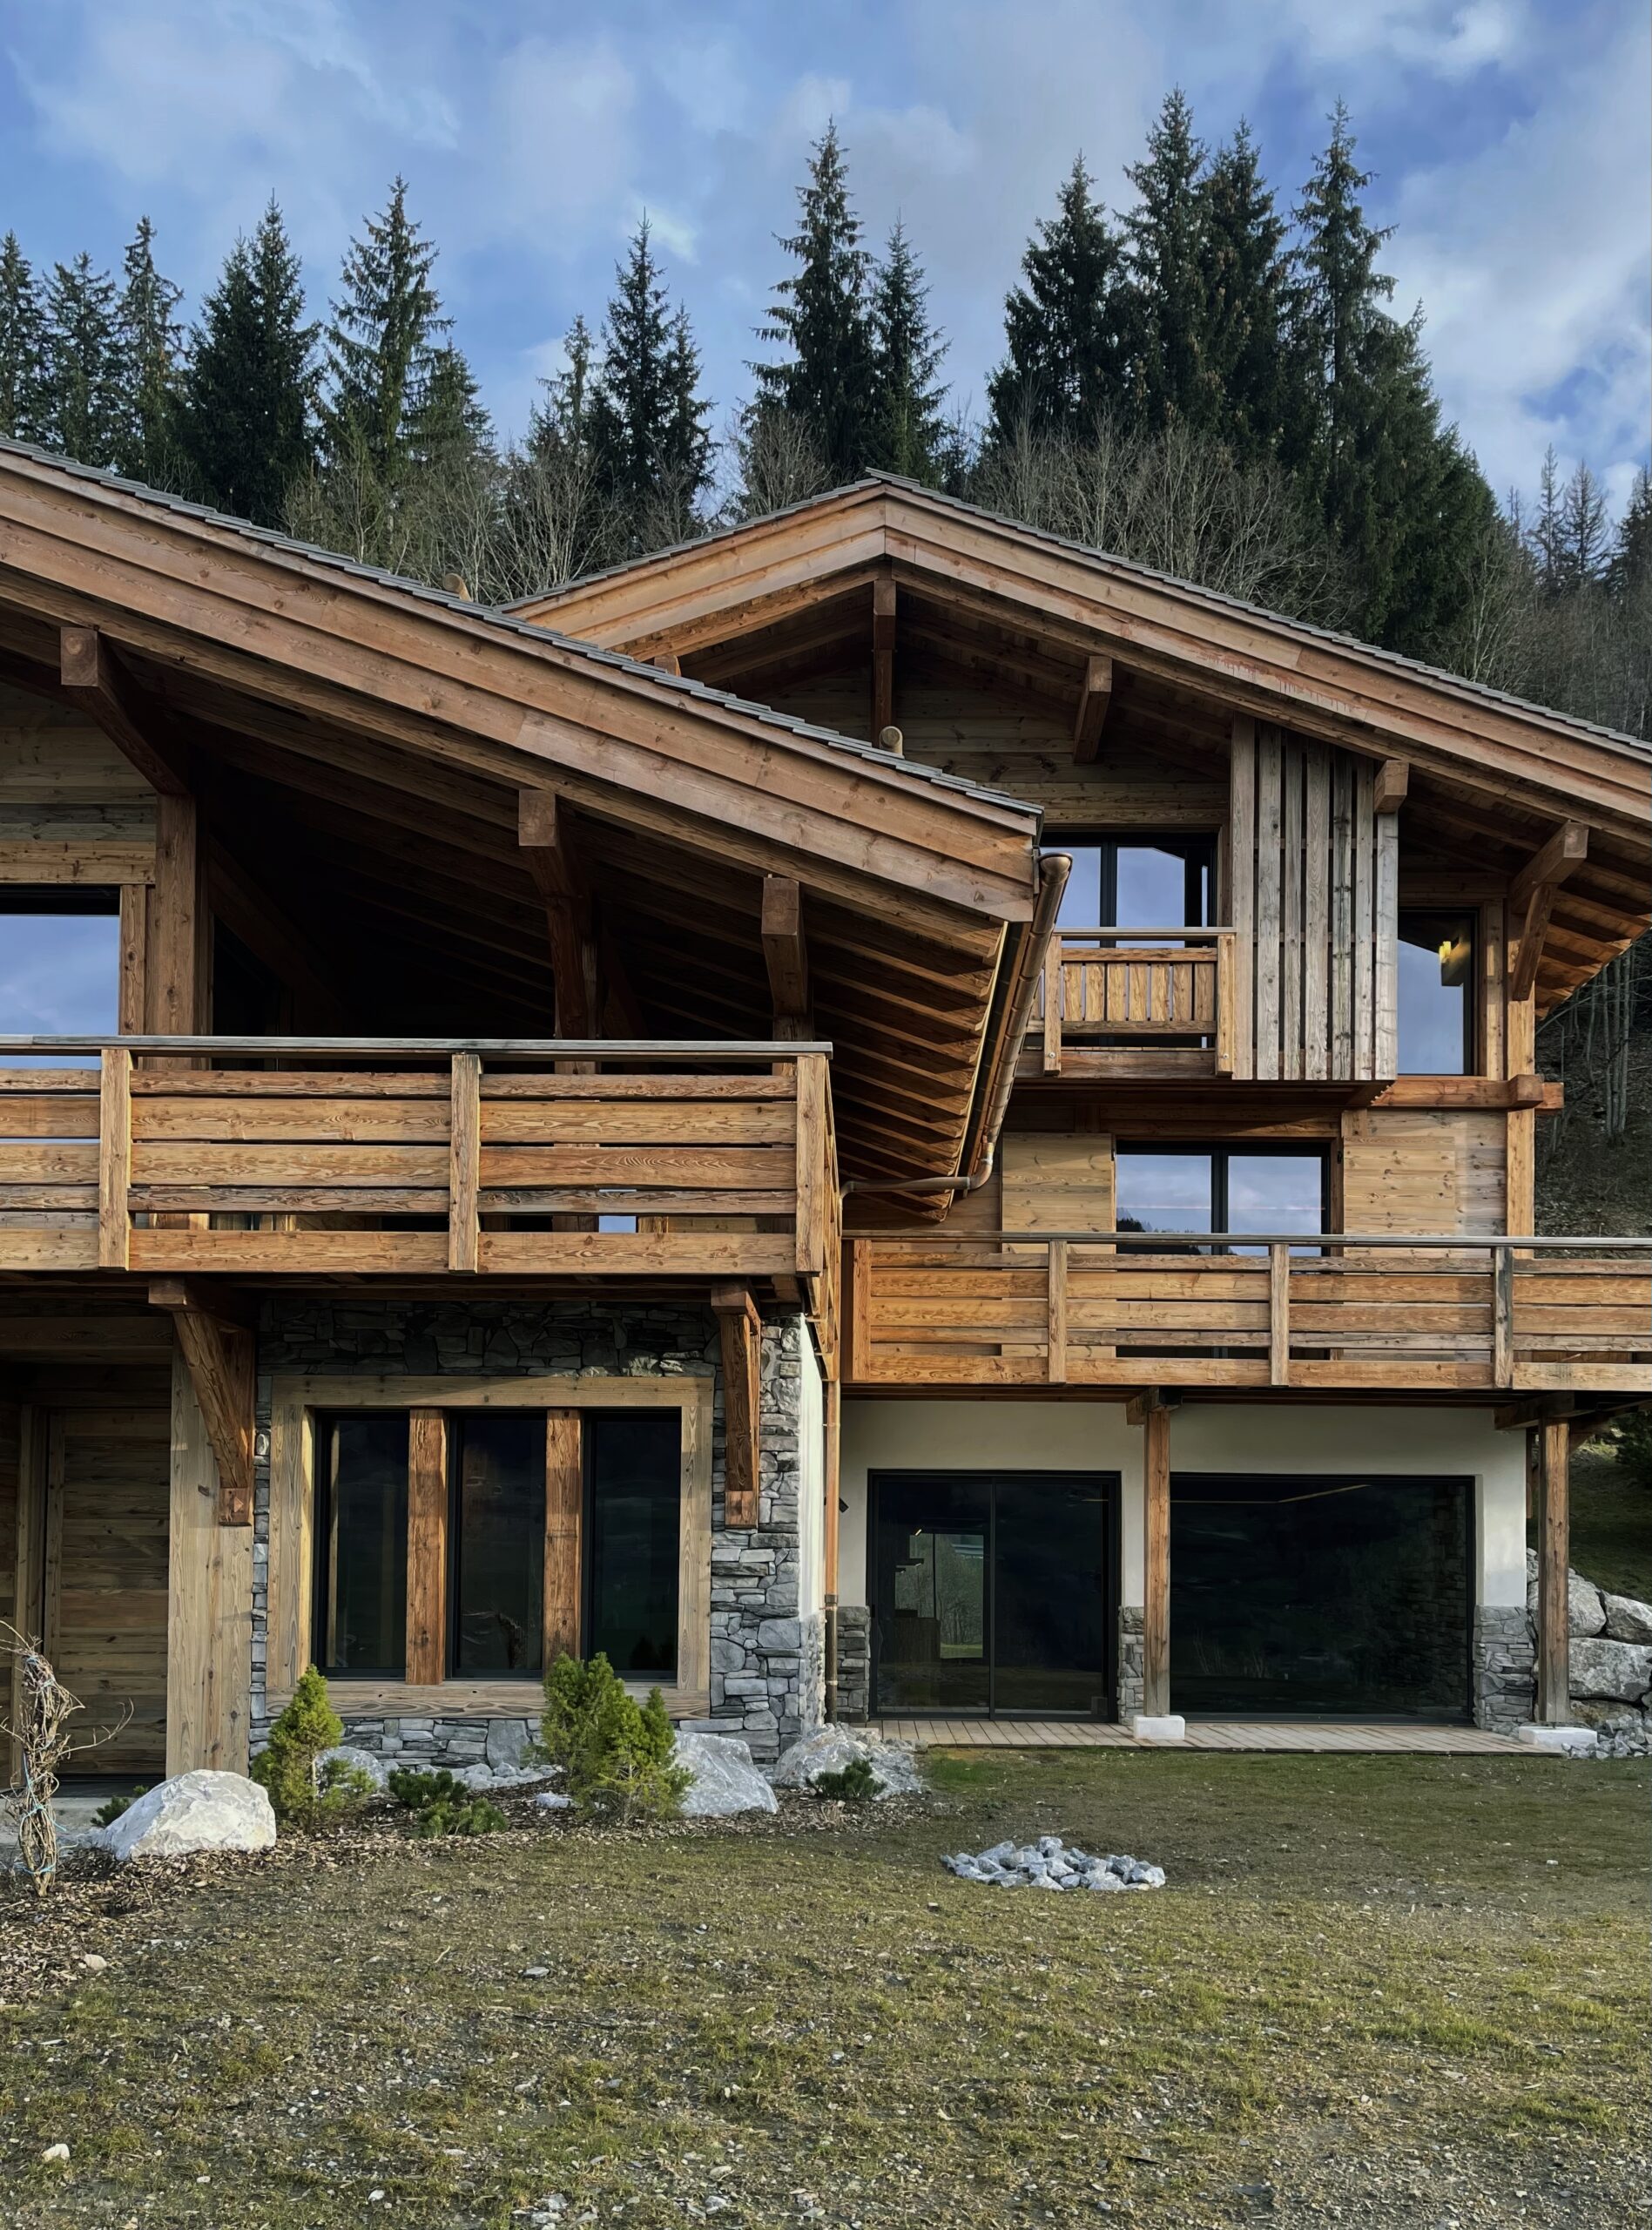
[
  {"xmin": 712, "ymin": 1282, "xmax": 762, "ymax": 1528},
  {"xmin": 1534, "ymin": 1415, "xmax": 1572, "ymax": 1724},
  {"xmin": 1072, "ymin": 653, "xmax": 1114, "ymax": 764},
  {"xmin": 1140, "ymin": 1397, "xmax": 1171, "ymax": 1720},
  {"xmin": 761, "ymin": 874, "xmax": 810, "ymax": 1035},
  {"xmin": 405, "ymin": 1410, "xmax": 448, "ymax": 1683},
  {"xmin": 148, "ymin": 1281, "xmax": 253, "ymax": 1524},
  {"xmin": 519, "ymin": 788, "xmax": 598, "ymax": 1036},
  {"xmin": 544, "ymin": 1410, "xmax": 583, "ymax": 1665},
  {"xmin": 59, "ymin": 625, "xmax": 190, "ymax": 794},
  {"xmin": 1372, "ymin": 758, "xmax": 1408, "ymax": 814},
  {"xmin": 871, "ymin": 575, "xmax": 896, "ymax": 741},
  {"xmin": 1510, "ymin": 821, "xmax": 1589, "ymax": 1002}
]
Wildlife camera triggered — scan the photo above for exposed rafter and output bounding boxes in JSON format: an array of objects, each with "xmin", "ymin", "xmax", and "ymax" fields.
[
  {"xmin": 1511, "ymin": 820, "xmax": 1589, "ymax": 1000},
  {"xmin": 760, "ymin": 875, "xmax": 810, "ymax": 1038},
  {"xmin": 1071, "ymin": 652, "xmax": 1114, "ymax": 764},
  {"xmin": 60, "ymin": 625, "xmax": 189, "ymax": 794}
]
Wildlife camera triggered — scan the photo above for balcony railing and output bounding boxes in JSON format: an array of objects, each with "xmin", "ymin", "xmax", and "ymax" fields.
[
  {"xmin": 845, "ymin": 1231, "xmax": 1652, "ymax": 1395},
  {"xmin": 0, "ymin": 1039, "xmax": 839, "ymax": 1311},
  {"xmin": 1027, "ymin": 929, "xmax": 1237, "ymax": 1077}
]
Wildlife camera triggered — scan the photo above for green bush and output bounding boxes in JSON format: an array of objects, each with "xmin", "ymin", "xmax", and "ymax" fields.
[
  {"xmin": 387, "ymin": 1766, "xmax": 505, "ymax": 1837},
  {"xmin": 92, "ymin": 1785, "xmax": 147, "ymax": 1828},
  {"xmin": 812, "ymin": 1755, "xmax": 879, "ymax": 1802},
  {"xmin": 540, "ymin": 1652, "xmax": 690, "ymax": 1823},
  {"xmin": 250, "ymin": 1667, "xmax": 367, "ymax": 1830},
  {"xmin": 1610, "ymin": 1409, "xmax": 1652, "ymax": 1490}
]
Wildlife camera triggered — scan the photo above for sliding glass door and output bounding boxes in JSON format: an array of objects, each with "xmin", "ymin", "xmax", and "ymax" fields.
[{"xmin": 871, "ymin": 1471, "xmax": 1116, "ymax": 1716}]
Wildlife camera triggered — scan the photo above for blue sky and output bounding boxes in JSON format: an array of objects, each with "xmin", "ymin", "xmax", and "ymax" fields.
[{"xmin": 0, "ymin": 0, "xmax": 1647, "ymax": 516}]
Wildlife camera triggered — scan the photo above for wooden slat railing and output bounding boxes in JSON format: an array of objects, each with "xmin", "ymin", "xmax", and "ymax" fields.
[
  {"xmin": 0, "ymin": 1042, "xmax": 838, "ymax": 1319},
  {"xmin": 846, "ymin": 1231, "xmax": 1652, "ymax": 1395},
  {"xmin": 1030, "ymin": 929, "xmax": 1237, "ymax": 1076}
]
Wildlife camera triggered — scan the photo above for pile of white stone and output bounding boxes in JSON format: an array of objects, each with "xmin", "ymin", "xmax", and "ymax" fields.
[
  {"xmin": 942, "ymin": 1833, "xmax": 1165, "ymax": 1891},
  {"xmin": 1526, "ymin": 1551, "xmax": 1652, "ymax": 1757}
]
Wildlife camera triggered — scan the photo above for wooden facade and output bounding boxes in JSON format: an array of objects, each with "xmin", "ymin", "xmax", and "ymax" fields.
[{"xmin": 0, "ymin": 449, "xmax": 1649, "ymax": 1767}]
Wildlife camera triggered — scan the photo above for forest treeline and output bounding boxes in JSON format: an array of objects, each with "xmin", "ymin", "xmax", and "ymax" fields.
[{"xmin": 0, "ymin": 92, "xmax": 1648, "ymax": 740}]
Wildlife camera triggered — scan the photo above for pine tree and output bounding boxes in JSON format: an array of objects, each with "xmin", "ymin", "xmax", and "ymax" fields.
[
  {"xmin": 172, "ymin": 199, "xmax": 317, "ymax": 525},
  {"xmin": 1121, "ymin": 88, "xmax": 1210, "ymax": 431},
  {"xmin": 588, "ymin": 219, "xmax": 711, "ymax": 511},
  {"xmin": 1198, "ymin": 120, "xmax": 1291, "ymax": 460},
  {"xmin": 322, "ymin": 177, "xmax": 447, "ymax": 476},
  {"xmin": 1608, "ymin": 464, "xmax": 1652, "ymax": 595},
  {"xmin": 41, "ymin": 252, "xmax": 123, "ymax": 467},
  {"xmin": 1530, "ymin": 445, "xmax": 1566, "ymax": 591},
  {"xmin": 0, "ymin": 233, "xmax": 46, "ymax": 443},
  {"xmin": 114, "ymin": 216, "xmax": 183, "ymax": 483},
  {"xmin": 408, "ymin": 344, "xmax": 493, "ymax": 468},
  {"xmin": 987, "ymin": 156, "xmax": 1126, "ymax": 443},
  {"xmin": 752, "ymin": 122, "xmax": 878, "ymax": 481},
  {"xmin": 867, "ymin": 220, "xmax": 947, "ymax": 481},
  {"xmin": 1558, "ymin": 459, "xmax": 1608, "ymax": 591}
]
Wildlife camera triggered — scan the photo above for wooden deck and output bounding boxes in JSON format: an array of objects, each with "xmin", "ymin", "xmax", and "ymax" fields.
[{"xmin": 871, "ymin": 1717, "xmax": 1533, "ymax": 1754}]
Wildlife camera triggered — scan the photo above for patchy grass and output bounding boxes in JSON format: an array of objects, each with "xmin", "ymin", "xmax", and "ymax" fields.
[
  {"xmin": 2, "ymin": 1753, "xmax": 1648, "ymax": 2227},
  {"xmin": 1568, "ymin": 1442, "xmax": 1652, "ymax": 1601}
]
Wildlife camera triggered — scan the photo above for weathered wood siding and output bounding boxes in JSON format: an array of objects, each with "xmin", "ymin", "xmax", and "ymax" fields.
[{"xmin": 1341, "ymin": 1109, "xmax": 1507, "ymax": 1240}]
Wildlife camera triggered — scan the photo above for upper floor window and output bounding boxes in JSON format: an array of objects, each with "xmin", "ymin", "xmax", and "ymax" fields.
[
  {"xmin": 1116, "ymin": 1145, "xmax": 1329, "ymax": 1253},
  {"xmin": 0, "ymin": 893, "xmax": 118, "ymax": 1062},
  {"xmin": 1398, "ymin": 911, "xmax": 1475, "ymax": 1075},
  {"xmin": 1051, "ymin": 836, "xmax": 1214, "ymax": 933}
]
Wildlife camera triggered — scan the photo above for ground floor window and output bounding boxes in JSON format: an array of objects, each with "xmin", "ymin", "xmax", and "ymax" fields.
[
  {"xmin": 1116, "ymin": 1145, "xmax": 1329, "ymax": 1247},
  {"xmin": 1170, "ymin": 1474, "xmax": 1473, "ymax": 1719},
  {"xmin": 313, "ymin": 1405, "xmax": 682, "ymax": 1684},
  {"xmin": 870, "ymin": 1471, "xmax": 1116, "ymax": 1716}
]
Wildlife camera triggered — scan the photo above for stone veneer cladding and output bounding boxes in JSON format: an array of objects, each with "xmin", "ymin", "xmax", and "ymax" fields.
[
  {"xmin": 249, "ymin": 1298, "xmax": 822, "ymax": 1764},
  {"xmin": 1473, "ymin": 1606, "xmax": 1536, "ymax": 1735}
]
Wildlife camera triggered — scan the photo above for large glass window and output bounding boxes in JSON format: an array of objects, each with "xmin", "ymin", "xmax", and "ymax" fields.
[
  {"xmin": 451, "ymin": 1412, "xmax": 544, "ymax": 1675},
  {"xmin": 1171, "ymin": 1474, "xmax": 1473, "ymax": 1718},
  {"xmin": 586, "ymin": 1412, "xmax": 681, "ymax": 1678},
  {"xmin": 317, "ymin": 1415, "xmax": 408, "ymax": 1674},
  {"xmin": 0, "ymin": 895, "xmax": 118, "ymax": 1064},
  {"xmin": 1398, "ymin": 910, "xmax": 1475, "ymax": 1075},
  {"xmin": 1052, "ymin": 837, "xmax": 1214, "ymax": 933},
  {"xmin": 1116, "ymin": 1145, "xmax": 1328, "ymax": 1249}
]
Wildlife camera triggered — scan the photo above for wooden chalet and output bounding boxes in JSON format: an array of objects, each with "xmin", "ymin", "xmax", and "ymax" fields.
[{"xmin": 0, "ymin": 450, "xmax": 1647, "ymax": 1775}]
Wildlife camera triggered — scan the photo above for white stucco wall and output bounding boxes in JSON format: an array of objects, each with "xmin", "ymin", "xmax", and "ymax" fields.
[
  {"xmin": 795, "ymin": 1326, "xmax": 826, "ymax": 1623},
  {"xmin": 839, "ymin": 1401, "xmax": 1527, "ymax": 1610}
]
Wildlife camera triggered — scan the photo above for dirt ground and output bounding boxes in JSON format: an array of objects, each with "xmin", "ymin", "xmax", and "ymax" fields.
[{"xmin": 1, "ymin": 1748, "xmax": 1647, "ymax": 2229}]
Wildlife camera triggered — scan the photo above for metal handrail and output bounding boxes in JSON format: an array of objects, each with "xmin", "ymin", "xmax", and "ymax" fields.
[
  {"xmin": 848, "ymin": 1229, "xmax": 1652, "ymax": 1251},
  {"xmin": 0, "ymin": 1035, "xmax": 832, "ymax": 1061}
]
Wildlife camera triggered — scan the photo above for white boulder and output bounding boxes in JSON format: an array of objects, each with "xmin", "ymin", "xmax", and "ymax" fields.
[
  {"xmin": 1526, "ymin": 1550, "xmax": 1606, "ymax": 1638},
  {"xmin": 768, "ymin": 1726, "xmax": 924, "ymax": 1800},
  {"xmin": 1568, "ymin": 1638, "xmax": 1652, "ymax": 1703},
  {"xmin": 98, "ymin": 1771, "xmax": 275, "ymax": 1862},
  {"xmin": 675, "ymin": 1732, "xmax": 779, "ymax": 1816},
  {"xmin": 1602, "ymin": 1592, "xmax": 1652, "ymax": 1645},
  {"xmin": 317, "ymin": 1744, "xmax": 389, "ymax": 1792}
]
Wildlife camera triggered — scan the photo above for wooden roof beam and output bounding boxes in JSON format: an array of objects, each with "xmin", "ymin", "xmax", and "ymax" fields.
[
  {"xmin": 1072, "ymin": 653, "xmax": 1115, "ymax": 764},
  {"xmin": 148, "ymin": 1280, "xmax": 253, "ymax": 1525},
  {"xmin": 761, "ymin": 874, "xmax": 811, "ymax": 1038},
  {"xmin": 1510, "ymin": 820, "xmax": 1589, "ymax": 1000},
  {"xmin": 1372, "ymin": 758, "xmax": 1408, "ymax": 814},
  {"xmin": 59, "ymin": 625, "xmax": 189, "ymax": 795},
  {"xmin": 872, "ymin": 574, "xmax": 896, "ymax": 743}
]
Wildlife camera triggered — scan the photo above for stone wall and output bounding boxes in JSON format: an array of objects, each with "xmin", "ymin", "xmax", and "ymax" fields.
[
  {"xmin": 834, "ymin": 1605, "xmax": 871, "ymax": 1722},
  {"xmin": 249, "ymin": 1297, "xmax": 824, "ymax": 1766},
  {"xmin": 1472, "ymin": 1607, "xmax": 1534, "ymax": 1735},
  {"xmin": 1116, "ymin": 1605, "xmax": 1144, "ymax": 1721}
]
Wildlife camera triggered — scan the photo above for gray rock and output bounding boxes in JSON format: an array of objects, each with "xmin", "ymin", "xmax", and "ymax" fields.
[
  {"xmin": 317, "ymin": 1744, "xmax": 389, "ymax": 1793},
  {"xmin": 767, "ymin": 1727, "xmax": 924, "ymax": 1800},
  {"xmin": 1602, "ymin": 1592, "xmax": 1652, "ymax": 1645},
  {"xmin": 1568, "ymin": 1636, "xmax": 1652, "ymax": 1702},
  {"xmin": 99, "ymin": 1772, "xmax": 276, "ymax": 1862},
  {"xmin": 675, "ymin": 1732, "xmax": 779, "ymax": 1817},
  {"xmin": 1525, "ymin": 1551, "xmax": 1606, "ymax": 1637},
  {"xmin": 533, "ymin": 1791, "xmax": 574, "ymax": 1812},
  {"xmin": 484, "ymin": 1719, "xmax": 540, "ymax": 1774}
]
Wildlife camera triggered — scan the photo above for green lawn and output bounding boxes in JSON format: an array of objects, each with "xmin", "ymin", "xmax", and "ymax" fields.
[
  {"xmin": 2, "ymin": 1751, "xmax": 1647, "ymax": 2228},
  {"xmin": 1568, "ymin": 1443, "xmax": 1652, "ymax": 1601}
]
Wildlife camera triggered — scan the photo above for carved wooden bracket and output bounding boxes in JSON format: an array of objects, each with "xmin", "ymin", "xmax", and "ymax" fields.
[{"xmin": 149, "ymin": 1280, "xmax": 254, "ymax": 1524}]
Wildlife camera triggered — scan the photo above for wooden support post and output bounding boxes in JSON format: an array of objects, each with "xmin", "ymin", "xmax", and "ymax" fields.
[
  {"xmin": 1534, "ymin": 1416, "xmax": 1572, "ymax": 1725},
  {"xmin": 149, "ymin": 791, "xmax": 200, "ymax": 1037},
  {"xmin": 1139, "ymin": 1397, "xmax": 1172, "ymax": 1726},
  {"xmin": 1042, "ymin": 936, "xmax": 1063, "ymax": 1074},
  {"xmin": 405, "ymin": 1410, "xmax": 448, "ymax": 1685},
  {"xmin": 519, "ymin": 789, "xmax": 599, "ymax": 1037},
  {"xmin": 544, "ymin": 1410, "xmax": 583, "ymax": 1666},
  {"xmin": 1510, "ymin": 821, "xmax": 1588, "ymax": 1002},
  {"xmin": 98, "ymin": 1045, "xmax": 131, "ymax": 1269},
  {"xmin": 1493, "ymin": 1246, "xmax": 1515, "ymax": 1389},
  {"xmin": 59, "ymin": 625, "xmax": 189, "ymax": 794},
  {"xmin": 762, "ymin": 875, "xmax": 811, "ymax": 1037},
  {"xmin": 847, "ymin": 1240, "xmax": 872, "ymax": 1383},
  {"xmin": 871, "ymin": 574, "xmax": 896, "ymax": 740},
  {"xmin": 1268, "ymin": 1242, "xmax": 1291, "ymax": 1387},
  {"xmin": 793, "ymin": 1052, "xmax": 829, "ymax": 1279},
  {"xmin": 448, "ymin": 1052, "xmax": 481, "ymax": 1272},
  {"xmin": 166, "ymin": 1355, "xmax": 252, "ymax": 1774},
  {"xmin": 1071, "ymin": 653, "xmax": 1114, "ymax": 763},
  {"xmin": 713, "ymin": 1283, "xmax": 762, "ymax": 1529},
  {"xmin": 823, "ymin": 1380, "xmax": 841, "ymax": 1721},
  {"xmin": 1046, "ymin": 1239, "xmax": 1068, "ymax": 1384},
  {"xmin": 7, "ymin": 1408, "xmax": 46, "ymax": 1780},
  {"xmin": 150, "ymin": 1282, "xmax": 253, "ymax": 1524},
  {"xmin": 1214, "ymin": 931, "xmax": 1237, "ymax": 1076}
]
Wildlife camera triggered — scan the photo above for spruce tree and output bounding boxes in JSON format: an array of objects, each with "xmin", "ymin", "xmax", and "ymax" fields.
[
  {"xmin": 1608, "ymin": 465, "xmax": 1652, "ymax": 595},
  {"xmin": 408, "ymin": 345, "xmax": 493, "ymax": 469},
  {"xmin": 752, "ymin": 122, "xmax": 878, "ymax": 481},
  {"xmin": 114, "ymin": 216, "xmax": 183, "ymax": 483},
  {"xmin": 1530, "ymin": 445, "xmax": 1566, "ymax": 592},
  {"xmin": 41, "ymin": 252, "xmax": 123, "ymax": 467},
  {"xmin": 867, "ymin": 219, "xmax": 947, "ymax": 481},
  {"xmin": 1121, "ymin": 88, "xmax": 1210, "ymax": 431},
  {"xmin": 588, "ymin": 219, "xmax": 711, "ymax": 511},
  {"xmin": 987, "ymin": 156, "xmax": 1125, "ymax": 442},
  {"xmin": 1557, "ymin": 459, "xmax": 1608, "ymax": 591},
  {"xmin": 0, "ymin": 233, "xmax": 46, "ymax": 443},
  {"xmin": 322, "ymin": 176, "xmax": 447, "ymax": 476},
  {"xmin": 1198, "ymin": 120, "xmax": 1291, "ymax": 461},
  {"xmin": 172, "ymin": 199, "xmax": 317, "ymax": 525}
]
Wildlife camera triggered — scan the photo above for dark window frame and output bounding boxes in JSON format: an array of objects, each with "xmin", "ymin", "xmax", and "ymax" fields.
[
  {"xmin": 581, "ymin": 1407, "xmax": 684, "ymax": 1683},
  {"xmin": 1397, "ymin": 907, "xmax": 1479, "ymax": 1077},
  {"xmin": 1044, "ymin": 832, "xmax": 1217, "ymax": 929},
  {"xmin": 1115, "ymin": 1141, "xmax": 1333, "ymax": 1250},
  {"xmin": 446, "ymin": 1407, "xmax": 547, "ymax": 1681},
  {"xmin": 311, "ymin": 1409, "xmax": 411, "ymax": 1679}
]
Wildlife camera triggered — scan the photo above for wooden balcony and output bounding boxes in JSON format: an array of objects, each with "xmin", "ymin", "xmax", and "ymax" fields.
[
  {"xmin": 845, "ymin": 1232, "xmax": 1652, "ymax": 1397},
  {"xmin": 0, "ymin": 1038, "xmax": 840, "ymax": 1315},
  {"xmin": 1026, "ymin": 929, "xmax": 1237, "ymax": 1078}
]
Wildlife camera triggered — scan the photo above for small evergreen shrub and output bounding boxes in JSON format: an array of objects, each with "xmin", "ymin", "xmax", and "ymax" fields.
[
  {"xmin": 540, "ymin": 1652, "xmax": 690, "ymax": 1823},
  {"xmin": 812, "ymin": 1755, "xmax": 879, "ymax": 1802},
  {"xmin": 387, "ymin": 1766, "xmax": 504, "ymax": 1837},
  {"xmin": 250, "ymin": 1668, "xmax": 367, "ymax": 1830},
  {"xmin": 92, "ymin": 1785, "xmax": 147, "ymax": 1828}
]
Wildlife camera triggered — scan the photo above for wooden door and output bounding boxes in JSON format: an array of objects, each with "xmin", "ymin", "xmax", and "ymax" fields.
[{"xmin": 44, "ymin": 1408, "xmax": 171, "ymax": 1773}]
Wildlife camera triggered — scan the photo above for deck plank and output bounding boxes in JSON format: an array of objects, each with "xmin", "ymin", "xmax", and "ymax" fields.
[{"xmin": 867, "ymin": 1718, "xmax": 1531, "ymax": 1755}]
